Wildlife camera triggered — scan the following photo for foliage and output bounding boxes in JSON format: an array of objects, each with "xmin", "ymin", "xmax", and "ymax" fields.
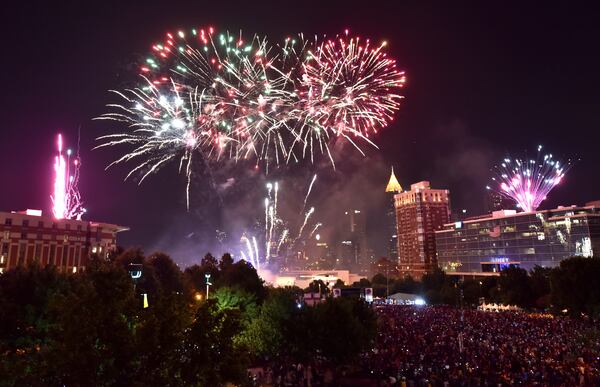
[
  {"xmin": 550, "ymin": 257, "xmax": 600, "ymax": 317},
  {"xmin": 178, "ymin": 300, "xmax": 250, "ymax": 386},
  {"xmin": 0, "ymin": 249, "xmax": 258, "ymax": 386},
  {"xmin": 498, "ymin": 266, "xmax": 534, "ymax": 307},
  {"xmin": 305, "ymin": 279, "xmax": 330, "ymax": 296}
]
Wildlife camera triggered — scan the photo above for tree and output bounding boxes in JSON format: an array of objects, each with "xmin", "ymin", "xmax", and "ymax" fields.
[
  {"xmin": 305, "ymin": 279, "xmax": 330, "ymax": 296},
  {"xmin": 462, "ymin": 278, "xmax": 483, "ymax": 306},
  {"xmin": 183, "ymin": 264, "xmax": 206, "ymax": 294},
  {"xmin": 333, "ymin": 279, "xmax": 346, "ymax": 288},
  {"xmin": 530, "ymin": 265, "xmax": 552, "ymax": 309},
  {"xmin": 218, "ymin": 261, "xmax": 266, "ymax": 301},
  {"xmin": 551, "ymin": 257, "xmax": 600, "ymax": 317},
  {"xmin": 201, "ymin": 252, "xmax": 218, "ymax": 268},
  {"xmin": 351, "ymin": 278, "xmax": 372, "ymax": 288},
  {"xmin": 481, "ymin": 276, "xmax": 500, "ymax": 303},
  {"xmin": 391, "ymin": 275, "xmax": 421, "ymax": 294},
  {"xmin": 240, "ymin": 288, "xmax": 301, "ymax": 360},
  {"xmin": 311, "ymin": 298, "xmax": 376, "ymax": 365},
  {"xmin": 0, "ymin": 263, "xmax": 67, "ymax": 385},
  {"xmin": 421, "ymin": 268, "xmax": 458, "ymax": 305},
  {"xmin": 371, "ymin": 273, "xmax": 388, "ymax": 285},
  {"xmin": 498, "ymin": 266, "xmax": 533, "ymax": 307},
  {"xmin": 178, "ymin": 300, "xmax": 250, "ymax": 385},
  {"xmin": 422, "ymin": 268, "xmax": 447, "ymax": 293},
  {"xmin": 148, "ymin": 252, "xmax": 185, "ymax": 295},
  {"xmin": 219, "ymin": 253, "xmax": 234, "ymax": 271},
  {"xmin": 42, "ymin": 261, "xmax": 138, "ymax": 386}
]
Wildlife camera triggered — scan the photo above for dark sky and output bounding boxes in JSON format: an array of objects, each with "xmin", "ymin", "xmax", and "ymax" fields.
[{"xmin": 1, "ymin": 2, "xmax": 599, "ymax": 264}]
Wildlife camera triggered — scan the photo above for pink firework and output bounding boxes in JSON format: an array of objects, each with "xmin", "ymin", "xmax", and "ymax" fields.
[
  {"xmin": 51, "ymin": 134, "xmax": 85, "ymax": 220},
  {"xmin": 487, "ymin": 145, "xmax": 571, "ymax": 212}
]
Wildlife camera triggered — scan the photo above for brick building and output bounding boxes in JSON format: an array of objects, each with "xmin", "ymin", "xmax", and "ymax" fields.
[
  {"xmin": 0, "ymin": 209, "xmax": 128, "ymax": 274},
  {"xmin": 394, "ymin": 181, "xmax": 451, "ymax": 278}
]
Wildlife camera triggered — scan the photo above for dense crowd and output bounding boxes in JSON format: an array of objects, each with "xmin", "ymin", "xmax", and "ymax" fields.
[{"xmin": 362, "ymin": 305, "xmax": 600, "ymax": 386}]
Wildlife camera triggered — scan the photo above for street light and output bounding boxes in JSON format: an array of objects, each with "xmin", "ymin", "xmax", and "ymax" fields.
[
  {"xmin": 127, "ymin": 263, "xmax": 143, "ymax": 292},
  {"xmin": 205, "ymin": 273, "xmax": 212, "ymax": 299}
]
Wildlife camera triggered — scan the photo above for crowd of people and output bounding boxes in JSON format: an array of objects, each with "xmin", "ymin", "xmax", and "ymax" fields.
[{"xmin": 362, "ymin": 305, "xmax": 600, "ymax": 386}]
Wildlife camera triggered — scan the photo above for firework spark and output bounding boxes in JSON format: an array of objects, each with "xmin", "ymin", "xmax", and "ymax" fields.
[
  {"xmin": 97, "ymin": 28, "xmax": 405, "ymax": 205},
  {"xmin": 487, "ymin": 145, "xmax": 571, "ymax": 212},
  {"xmin": 282, "ymin": 31, "xmax": 406, "ymax": 164},
  {"xmin": 51, "ymin": 134, "xmax": 85, "ymax": 220},
  {"xmin": 240, "ymin": 176, "xmax": 320, "ymax": 269}
]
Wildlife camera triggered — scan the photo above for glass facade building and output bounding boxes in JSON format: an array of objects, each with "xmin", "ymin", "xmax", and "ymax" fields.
[{"xmin": 435, "ymin": 205, "xmax": 600, "ymax": 275}]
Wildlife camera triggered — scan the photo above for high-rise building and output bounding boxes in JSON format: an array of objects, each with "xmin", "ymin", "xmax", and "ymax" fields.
[
  {"xmin": 0, "ymin": 209, "xmax": 128, "ymax": 274},
  {"xmin": 484, "ymin": 190, "xmax": 515, "ymax": 213},
  {"xmin": 394, "ymin": 181, "xmax": 451, "ymax": 278},
  {"xmin": 385, "ymin": 167, "xmax": 402, "ymax": 260},
  {"xmin": 436, "ymin": 203, "xmax": 600, "ymax": 275},
  {"xmin": 340, "ymin": 209, "xmax": 368, "ymax": 273}
]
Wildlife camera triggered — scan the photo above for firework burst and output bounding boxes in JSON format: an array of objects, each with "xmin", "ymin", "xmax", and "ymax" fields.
[
  {"xmin": 487, "ymin": 145, "xmax": 571, "ymax": 212},
  {"xmin": 285, "ymin": 31, "xmax": 406, "ymax": 163},
  {"xmin": 97, "ymin": 27, "xmax": 405, "ymax": 206}
]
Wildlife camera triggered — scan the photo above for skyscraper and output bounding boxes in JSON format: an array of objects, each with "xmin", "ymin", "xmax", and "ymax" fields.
[
  {"xmin": 394, "ymin": 181, "xmax": 451, "ymax": 278},
  {"xmin": 385, "ymin": 167, "xmax": 403, "ymax": 260},
  {"xmin": 340, "ymin": 209, "xmax": 368, "ymax": 273},
  {"xmin": 484, "ymin": 190, "xmax": 515, "ymax": 213}
]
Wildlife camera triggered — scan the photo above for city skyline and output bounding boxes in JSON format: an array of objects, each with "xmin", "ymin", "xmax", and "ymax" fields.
[{"xmin": 1, "ymin": 2, "xmax": 599, "ymax": 264}]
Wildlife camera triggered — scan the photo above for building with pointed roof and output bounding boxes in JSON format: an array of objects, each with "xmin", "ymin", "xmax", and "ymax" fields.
[
  {"xmin": 386, "ymin": 167, "xmax": 402, "ymax": 262},
  {"xmin": 385, "ymin": 167, "xmax": 403, "ymax": 193}
]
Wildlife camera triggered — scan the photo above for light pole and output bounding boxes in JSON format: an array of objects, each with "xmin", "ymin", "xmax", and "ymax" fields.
[
  {"xmin": 386, "ymin": 263, "xmax": 390, "ymax": 298},
  {"xmin": 205, "ymin": 273, "xmax": 212, "ymax": 299}
]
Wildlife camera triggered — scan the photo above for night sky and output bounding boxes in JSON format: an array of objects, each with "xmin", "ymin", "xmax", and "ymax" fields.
[{"xmin": 1, "ymin": 2, "xmax": 599, "ymax": 264}]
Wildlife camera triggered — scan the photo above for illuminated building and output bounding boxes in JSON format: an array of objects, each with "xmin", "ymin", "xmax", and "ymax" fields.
[
  {"xmin": 0, "ymin": 209, "xmax": 128, "ymax": 274},
  {"xmin": 484, "ymin": 190, "xmax": 514, "ymax": 213},
  {"xmin": 436, "ymin": 202, "xmax": 600, "ymax": 275},
  {"xmin": 301, "ymin": 233, "xmax": 334, "ymax": 270},
  {"xmin": 385, "ymin": 167, "xmax": 402, "ymax": 260},
  {"xmin": 394, "ymin": 181, "xmax": 451, "ymax": 278},
  {"xmin": 340, "ymin": 209, "xmax": 368, "ymax": 274},
  {"xmin": 273, "ymin": 269, "xmax": 364, "ymax": 289}
]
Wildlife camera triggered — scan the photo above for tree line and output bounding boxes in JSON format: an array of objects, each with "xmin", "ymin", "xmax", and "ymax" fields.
[
  {"xmin": 364, "ymin": 256, "xmax": 600, "ymax": 317},
  {"xmin": 0, "ymin": 249, "xmax": 376, "ymax": 386}
]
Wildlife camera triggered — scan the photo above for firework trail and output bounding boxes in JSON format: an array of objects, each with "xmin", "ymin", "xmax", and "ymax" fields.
[
  {"xmin": 276, "ymin": 229, "xmax": 289, "ymax": 254},
  {"xmin": 296, "ymin": 207, "xmax": 315, "ymax": 241},
  {"xmin": 487, "ymin": 145, "xmax": 571, "ymax": 212},
  {"xmin": 51, "ymin": 134, "xmax": 85, "ymax": 220},
  {"xmin": 308, "ymin": 222, "xmax": 322, "ymax": 239},
  {"xmin": 302, "ymin": 173, "xmax": 317, "ymax": 211},
  {"xmin": 240, "ymin": 234, "xmax": 261, "ymax": 270},
  {"xmin": 240, "ymin": 177, "xmax": 320, "ymax": 270},
  {"xmin": 97, "ymin": 27, "xmax": 405, "ymax": 205}
]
